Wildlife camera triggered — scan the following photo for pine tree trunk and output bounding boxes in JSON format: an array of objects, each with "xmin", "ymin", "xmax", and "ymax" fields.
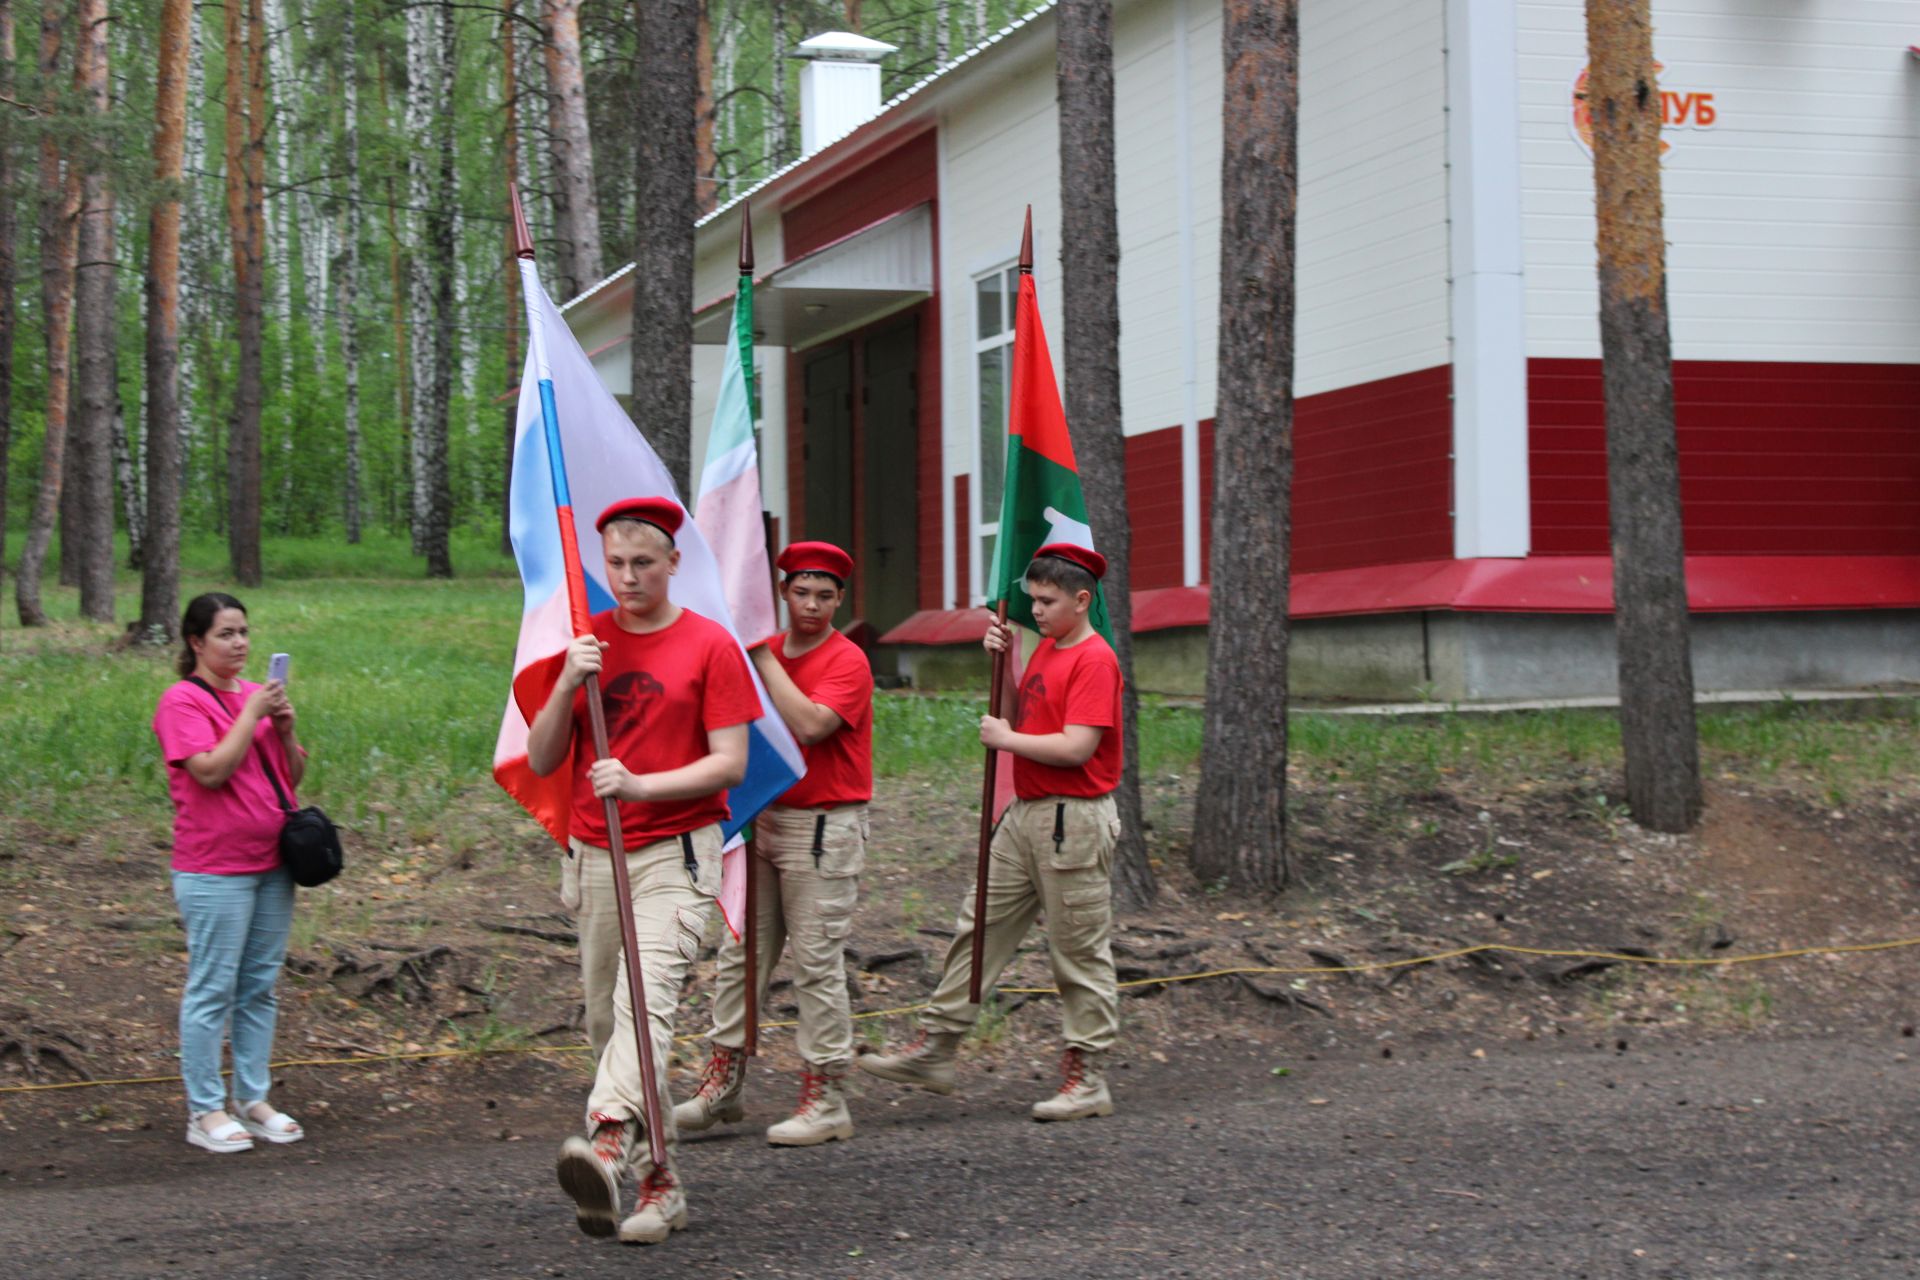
[
  {"xmin": 1058, "ymin": 0, "xmax": 1154, "ymax": 908},
  {"xmin": 768, "ymin": 0, "xmax": 788, "ymax": 169},
  {"xmin": 0, "ymin": 0, "xmax": 17, "ymax": 595},
  {"xmin": 501, "ymin": 0, "xmax": 520, "ymax": 557},
  {"xmin": 70, "ymin": 0, "xmax": 115, "ymax": 621},
  {"xmin": 224, "ymin": 0, "xmax": 266, "ymax": 586},
  {"xmin": 139, "ymin": 0, "xmax": 191, "ymax": 642},
  {"xmin": 694, "ymin": 1, "xmax": 717, "ymax": 215},
  {"xmin": 340, "ymin": 0, "xmax": 361, "ymax": 544},
  {"xmin": 16, "ymin": 0, "xmax": 81, "ymax": 627},
  {"xmin": 1585, "ymin": 0, "xmax": 1701, "ymax": 833},
  {"xmin": 629, "ymin": 0, "xmax": 698, "ymax": 498},
  {"xmin": 1191, "ymin": 0, "xmax": 1297, "ymax": 895},
  {"xmin": 541, "ymin": 0, "xmax": 601, "ymax": 297}
]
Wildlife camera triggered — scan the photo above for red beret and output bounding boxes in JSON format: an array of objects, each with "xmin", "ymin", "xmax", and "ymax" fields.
[
  {"xmin": 777, "ymin": 541, "xmax": 854, "ymax": 582},
  {"xmin": 1032, "ymin": 541, "xmax": 1107, "ymax": 580},
  {"xmin": 595, "ymin": 496, "xmax": 684, "ymax": 541}
]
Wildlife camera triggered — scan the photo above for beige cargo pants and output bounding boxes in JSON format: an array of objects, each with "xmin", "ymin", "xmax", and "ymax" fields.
[
  {"xmin": 707, "ymin": 803, "xmax": 866, "ymax": 1069},
  {"xmin": 567, "ymin": 825, "xmax": 723, "ymax": 1134},
  {"xmin": 922, "ymin": 793, "xmax": 1120, "ymax": 1052}
]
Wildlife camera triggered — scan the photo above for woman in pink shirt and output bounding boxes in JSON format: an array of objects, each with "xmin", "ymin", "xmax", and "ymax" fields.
[{"xmin": 152, "ymin": 593, "xmax": 308, "ymax": 1154}]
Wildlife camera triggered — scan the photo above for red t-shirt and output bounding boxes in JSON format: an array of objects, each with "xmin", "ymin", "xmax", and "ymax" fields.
[
  {"xmin": 1008, "ymin": 632, "xmax": 1124, "ymax": 800},
  {"xmin": 569, "ymin": 607, "xmax": 760, "ymax": 848},
  {"xmin": 770, "ymin": 629, "xmax": 873, "ymax": 808}
]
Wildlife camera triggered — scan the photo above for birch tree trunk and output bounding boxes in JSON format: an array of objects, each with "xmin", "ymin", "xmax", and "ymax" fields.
[
  {"xmin": 139, "ymin": 0, "xmax": 191, "ymax": 642},
  {"xmin": 16, "ymin": 0, "xmax": 81, "ymax": 627},
  {"xmin": 629, "ymin": 0, "xmax": 699, "ymax": 497},
  {"xmin": 405, "ymin": 0, "xmax": 435, "ymax": 552},
  {"xmin": 1585, "ymin": 0, "xmax": 1701, "ymax": 832},
  {"xmin": 178, "ymin": 13, "xmax": 208, "ymax": 516},
  {"xmin": 541, "ymin": 0, "xmax": 600, "ymax": 297},
  {"xmin": 768, "ymin": 0, "xmax": 788, "ymax": 169},
  {"xmin": 1058, "ymin": 0, "xmax": 1153, "ymax": 906},
  {"xmin": 111, "ymin": 373, "xmax": 142, "ymax": 568},
  {"xmin": 1192, "ymin": 0, "xmax": 1297, "ymax": 895},
  {"xmin": 224, "ymin": 0, "xmax": 267, "ymax": 585},
  {"xmin": 340, "ymin": 0, "xmax": 362, "ymax": 543},
  {"xmin": 935, "ymin": 0, "xmax": 949, "ymax": 63},
  {"xmin": 405, "ymin": 0, "xmax": 454, "ymax": 577},
  {"xmin": 0, "ymin": 0, "xmax": 17, "ymax": 593},
  {"xmin": 264, "ymin": 0, "xmax": 296, "ymax": 533}
]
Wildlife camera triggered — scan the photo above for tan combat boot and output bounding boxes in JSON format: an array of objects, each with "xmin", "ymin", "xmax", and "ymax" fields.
[
  {"xmin": 855, "ymin": 1029, "xmax": 962, "ymax": 1095},
  {"xmin": 555, "ymin": 1112, "xmax": 634, "ymax": 1237},
  {"xmin": 617, "ymin": 1159, "xmax": 689, "ymax": 1245},
  {"xmin": 1030, "ymin": 1047, "xmax": 1113, "ymax": 1122},
  {"xmin": 766, "ymin": 1064, "xmax": 855, "ymax": 1146},
  {"xmin": 672, "ymin": 1044, "xmax": 747, "ymax": 1133}
]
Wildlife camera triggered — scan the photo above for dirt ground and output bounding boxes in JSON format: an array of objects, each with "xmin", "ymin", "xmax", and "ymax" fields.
[{"xmin": 3, "ymin": 760, "xmax": 1919, "ymax": 1275}]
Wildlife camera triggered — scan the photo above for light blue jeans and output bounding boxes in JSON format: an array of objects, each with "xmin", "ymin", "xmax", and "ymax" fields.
[{"xmin": 171, "ymin": 867, "xmax": 295, "ymax": 1115}]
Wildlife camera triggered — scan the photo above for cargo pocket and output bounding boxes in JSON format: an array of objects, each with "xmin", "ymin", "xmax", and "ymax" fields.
[
  {"xmin": 560, "ymin": 844, "xmax": 582, "ymax": 912},
  {"xmin": 817, "ymin": 814, "xmax": 867, "ymax": 879},
  {"xmin": 1061, "ymin": 883, "xmax": 1111, "ymax": 928},
  {"xmin": 672, "ymin": 906, "xmax": 705, "ymax": 965}
]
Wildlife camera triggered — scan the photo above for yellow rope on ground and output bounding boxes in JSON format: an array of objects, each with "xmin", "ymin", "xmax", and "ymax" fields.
[{"xmin": 3, "ymin": 940, "xmax": 1915, "ymax": 1096}]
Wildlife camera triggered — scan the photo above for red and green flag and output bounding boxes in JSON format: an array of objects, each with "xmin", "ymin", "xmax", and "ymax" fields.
[{"xmin": 986, "ymin": 265, "xmax": 1113, "ymax": 642}]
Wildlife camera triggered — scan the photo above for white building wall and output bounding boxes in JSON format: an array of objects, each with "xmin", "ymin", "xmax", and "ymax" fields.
[
  {"xmin": 1519, "ymin": 0, "xmax": 1920, "ymax": 362},
  {"xmin": 1294, "ymin": 0, "xmax": 1452, "ymax": 396}
]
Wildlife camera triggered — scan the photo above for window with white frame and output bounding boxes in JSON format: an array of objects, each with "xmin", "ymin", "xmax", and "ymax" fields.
[{"xmin": 973, "ymin": 262, "xmax": 1018, "ymax": 602}]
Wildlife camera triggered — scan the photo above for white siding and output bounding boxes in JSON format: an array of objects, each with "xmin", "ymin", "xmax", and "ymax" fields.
[
  {"xmin": 1295, "ymin": 0, "xmax": 1452, "ymax": 396},
  {"xmin": 1519, "ymin": 0, "xmax": 1920, "ymax": 361}
]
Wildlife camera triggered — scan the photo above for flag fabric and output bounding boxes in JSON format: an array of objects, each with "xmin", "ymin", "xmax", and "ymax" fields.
[
  {"xmin": 986, "ymin": 269, "xmax": 1114, "ymax": 643},
  {"xmin": 981, "ymin": 267, "xmax": 1109, "ymax": 819},
  {"xmin": 493, "ymin": 256, "xmax": 806, "ymax": 919},
  {"xmin": 694, "ymin": 264, "xmax": 779, "ymax": 935}
]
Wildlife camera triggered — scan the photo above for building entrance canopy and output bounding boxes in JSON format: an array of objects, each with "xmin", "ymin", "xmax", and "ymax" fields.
[{"xmin": 691, "ymin": 203, "xmax": 932, "ymax": 351}]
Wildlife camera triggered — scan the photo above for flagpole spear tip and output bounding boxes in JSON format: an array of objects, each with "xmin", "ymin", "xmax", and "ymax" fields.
[
  {"xmin": 1019, "ymin": 205, "xmax": 1033, "ymax": 273},
  {"xmin": 738, "ymin": 205, "xmax": 754, "ymax": 274},
  {"xmin": 509, "ymin": 184, "xmax": 536, "ymax": 261}
]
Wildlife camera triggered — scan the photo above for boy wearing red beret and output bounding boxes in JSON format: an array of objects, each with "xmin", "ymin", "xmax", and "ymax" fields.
[
  {"xmin": 676, "ymin": 541, "xmax": 875, "ymax": 1147},
  {"xmin": 860, "ymin": 542, "xmax": 1124, "ymax": 1122},
  {"xmin": 528, "ymin": 496, "xmax": 760, "ymax": 1245}
]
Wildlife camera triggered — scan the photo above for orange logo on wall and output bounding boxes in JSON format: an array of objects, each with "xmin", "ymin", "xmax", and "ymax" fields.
[{"xmin": 1571, "ymin": 62, "xmax": 1718, "ymax": 158}]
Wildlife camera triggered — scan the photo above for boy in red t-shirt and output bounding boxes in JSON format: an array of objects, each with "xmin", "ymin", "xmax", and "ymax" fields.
[
  {"xmin": 675, "ymin": 541, "xmax": 875, "ymax": 1147},
  {"xmin": 527, "ymin": 496, "xmax": 759, "ymax": 1246},
  {"xmin": 860, "ymin": 543, "xmax": 1124, "ymax": 1122}
]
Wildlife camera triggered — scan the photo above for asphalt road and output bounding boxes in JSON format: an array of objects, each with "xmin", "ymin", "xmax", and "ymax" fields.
[{"xmin": 2, "ymin": 1034, "xmax": 1914, "ymax": 1279}]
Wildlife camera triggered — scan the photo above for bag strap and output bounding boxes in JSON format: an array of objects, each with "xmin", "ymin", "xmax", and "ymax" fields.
[{"xmin": 185, "ymin": 676, "xmax": 294, "ymax": 813}]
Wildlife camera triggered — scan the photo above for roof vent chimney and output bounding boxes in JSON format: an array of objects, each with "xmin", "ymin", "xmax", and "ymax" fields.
[{"xmin": 792, "ymin": 31, "xmax": 897, "ymax": 157}]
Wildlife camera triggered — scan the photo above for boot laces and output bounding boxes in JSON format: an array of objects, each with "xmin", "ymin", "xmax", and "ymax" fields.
[
  {"xmin": 634, "ymin": 1165, "xmax": 677, "ymax": 1209},
  {"xmin": 1056, "ymin": 1049, "xmax": 1088, "ymax": 1094},
  {"xmin": 697, "ymin": 1046, "xmax": 740, "ymax": 1098},
  {"xmin": 792, "ymin": 1070, "xmax": 830, "ymax": 1115},
  {"xmin": 588, "ymin": 1114, "xmax": 628, "ymax": 1164}
]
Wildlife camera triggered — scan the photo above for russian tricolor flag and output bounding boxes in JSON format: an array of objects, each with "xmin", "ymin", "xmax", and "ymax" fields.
[{"xmin": 493, "ymin": 251, "xmax": 804, "ymax": 933}]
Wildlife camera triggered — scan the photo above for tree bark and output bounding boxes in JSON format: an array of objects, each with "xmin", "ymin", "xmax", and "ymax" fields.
[
  {"xmin": 1585, "ymin": 0, "xmax": 1701, "ymax": 833},
  {"xmin": 111, "ymin": 371, "xmax": 141, "ymax": 568},
  {"xmin": 541, "ymin": 0, "xmax": 601, "ymax": 297},
  {"xmin": 768, "ymin": 0, "xmax": 788, "ymax": 168},
  {"xmin": 1058, "ymin": 0, "xmax": 1154, "ymax": 907},
  {"xmin": 935, "ymin": 0, "xmax": 949, "ymax": 63},
  {"xmin": 629, "ymin": 0, "xmax": 698, "ymax": 497},
  {"xmin": 0, "ymin": 0, "xmax": 17, "ymax": 596},
  {"xmin": 223, "ymin": 0, "xmax": 266, "ymax": 586},
  {"xmin": 1191, "ymin": 0, "xmax": 1297, "ymax": 895},
  {"xmin": 70, "ymin": 0, "xmax": 115, "ymax": 622},
  {"xmin": 16, "ymin": 0, "xmax": 81, "ymax": 627},
  {"xmin": 139, "ymin": 0, "xmax": 191, "ymax": 642},
  {"xmin": 694, "ymin": 0, "xmax": 717, "ymax": 215},
  {"xmin": 501, "ymin": 0, "xmax": 520, "ymax": 557},
  {"xmin": 424, "ymin": 0, "xmax": 455, "ymax": 577},
  {"xmin": 340, "ymin": 0, "xmax": 362, "ymax": 544},
  {"xmin": 405, "ymin": 0, "xmax": 435, "ymax": 553}
]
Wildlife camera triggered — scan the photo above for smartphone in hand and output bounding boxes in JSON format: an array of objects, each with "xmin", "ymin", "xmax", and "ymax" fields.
[{"xmin": 268, "ymin": 653, "xmax": 291, "ymax": 686}]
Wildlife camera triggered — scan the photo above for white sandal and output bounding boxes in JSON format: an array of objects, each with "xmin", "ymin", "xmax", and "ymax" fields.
[
  {"xmin": 237, "ymin": 1103, "xmax": 304, "ymax": 1145},
  {"xmin": 186, "ymin": 1115, "xmax": 254, "ymax": 1154}
]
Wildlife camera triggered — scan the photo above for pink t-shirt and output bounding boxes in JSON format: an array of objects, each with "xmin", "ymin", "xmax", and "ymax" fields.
[{"xmin": 152, "ymin": 679, "xmax": 297, "ymax": 875}]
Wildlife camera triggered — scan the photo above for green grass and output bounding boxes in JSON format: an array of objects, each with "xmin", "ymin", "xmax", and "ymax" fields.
[{"xmin": 2, "ymin": 540, "xmax": 1915, "ymax": 849}]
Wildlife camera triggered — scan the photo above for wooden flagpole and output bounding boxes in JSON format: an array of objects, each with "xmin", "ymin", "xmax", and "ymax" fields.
[
  {"xmin": 968, "ymin": 208, "xmax": 1033, "ymax": 1003},
  {"xmin": 739, "ymin": 206, "xmax": 762, "ymax": 1058},
  {"xmin": 512, "ymin": 184, "xmax": 668, "ymax": 1170}
]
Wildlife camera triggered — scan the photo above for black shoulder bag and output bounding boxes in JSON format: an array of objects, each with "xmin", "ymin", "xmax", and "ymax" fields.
[{"xmin": 187, "ymin": 677, "xmax": 344, "ymax": 888}]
